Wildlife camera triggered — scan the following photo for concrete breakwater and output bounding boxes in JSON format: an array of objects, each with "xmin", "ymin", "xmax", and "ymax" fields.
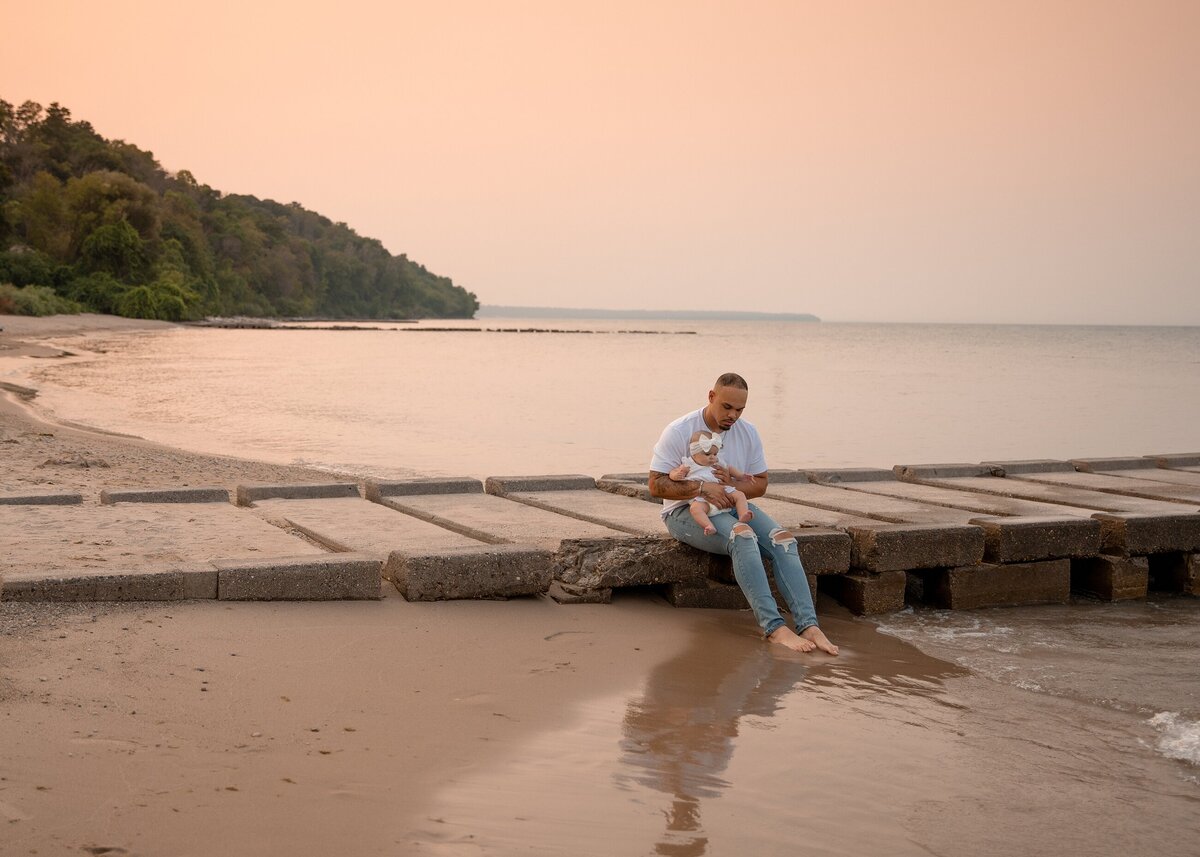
[{"xmin": 2, "ymin": 454, "xmax": 1199, "ymax": 614}]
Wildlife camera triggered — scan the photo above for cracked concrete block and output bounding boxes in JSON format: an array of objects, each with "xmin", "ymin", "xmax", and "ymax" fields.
[
  {"xmin": 0, "ymin": 569, "xmax": 186, "ymax": 601},
  {"xmin": 1071, "ymin": 555, "xmax": 1149, "ymax": 601},
  {"xmin": 1148, "ymin": 552, "xmax": 1200, "ymax": 596},
  {"xmin": 364, "ymin": 478, "xmax": 482, "ymax": 500},
  {"xmin": 1092, "ymin": 512, "xmax": 1200, "ymax": 555},
  {"xmin": 825, "ymin": 570, "xmax": 906, "ymax": 615},
  {"xmin": 235, "ymin": 483, "xmax": 359, "ymax": 505},
  {"xmin": 552, "ymin": 536, "xmax": 713, "ymax": 590},
  {"xmin": 969, "ymin": 515, "xmax": 1102, "ymax": 562},
  {"xmin": 101, "ymin": 487, "xmax": 230, "ymax": 504},
  {"xmin": 214, "ymin": 553, "xmax": 381, "ymax": 600},
  {"xmin": 793, "ymin": 528, "xmax": 852, "ymax": 574},
  {"xmin": 925, "ymin": 559, "xmax": 1071, "ymax": 609},
  {"xmin": 385, "ymin": 544, "xmax": 551, "ymax": 601},
  {"xmin": 485, "ymin": 475, "xmax": 597, "ymax": 494},
  {"xmin": 847, "ymin": 523, "xmax": 984, "ymax": 572},
  {"xmin": 0, "ymin": 491, "xmax": 83, "ymax": 505},
  {"xmin": 547, "ymin": 581, "xmax": 612, "ymax": 604}
]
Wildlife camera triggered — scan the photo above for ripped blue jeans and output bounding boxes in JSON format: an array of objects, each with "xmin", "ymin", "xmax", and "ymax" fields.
[{"xmin": 664, "ymin": 502, "xmax": 819, "ymax": 637}]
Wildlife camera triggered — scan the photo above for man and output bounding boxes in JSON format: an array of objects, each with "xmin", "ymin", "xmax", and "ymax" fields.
[{"xmin": 648, "ymin": 373, "xmax": 838, "ymax": 655}]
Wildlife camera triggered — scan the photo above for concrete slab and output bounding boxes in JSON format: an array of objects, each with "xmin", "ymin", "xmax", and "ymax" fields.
[
  {"xmin": 384, "ymin": 545, "xmax": 551, "ymax": 601},
  {"xmin": 236, "ymin": 482, "xmax": 360, "ymax": 505},
  {"xmin": 0, "ymin": 491, "xmax": 83, "ymax": 505},
  {"xmin": 847, "ymin": 523, "xmax": 984, "ymax": 572},
  {"xmin": 101, "ymin": 487, "xmax": 230, "ymax": 504},
  {"xmin": 662, "ymin": 578, "xmax": 749, "ymax": 610},
  {"xmin": 372, "ymin": 491, "xmax": 629, "ymax": 551},
  {"xmin": 365, "ymin": 478, "xmax": 483, "ymax": 499},
  {"xmin": 1003, "ymin": 469, "xmax": 1200, "ymax": 506},
  {"xmin": 498, "ymin": 488, "xmax": 665, "ymax": 536},
  {"xmin": 1077, "ymin": 467, "xmax": 1200, "ymax": 490},
  {"xmin": 968, "ymin": 515, "xmax": 1102, "ymax": 562},
  {"xmin": 0, "ymin": 503, "xmax": 324, "ymax": 579},
  {"xmin": 897, "ymin": 471, "xmax": 1186, "ymax": 515},
  {"xmin": 551, "ymin": 536, "xmax": 711, "ymax": 591},
  {"xmin": 832, "ymin": 478, "xmax": 1096, "ymax": 518},
  {"xmin": 1070, "ymin": 457, "xmax": 1155, "ymax": 471},
  {"xmin": 485, "ymin": 475, "xmax": 597, "ymax": 493},
  {"xmin": 1071, "ymin": 556, "xmax": 1149, "ymax": 601},
  {"xmin": 0, "ymin": 568, "xmax": 191, "ymax": 602},
  {"xmin": 767, "ymin": 480, "xmax": 984, "ymax": 526},
  {"xmin": 980, "ymin": 460, "xmax": 1074, "ymax": 474},
  {"xmin": 1092, "ymin": 512, "xmax": 1200, "ymax": 555},
  {"xmin": 250, "ymin": 497, "xmax": 483, "ymax": 556},
  {"xmin": 596, "ymin": 478, "xmax": 655, "ymax": 503},
  {"xmin": 825, "ymin": 571, "xmax": 906, "ymax": 616},
  {"xmin": 804, "ymin": 468, "xmax": 896, "ymax": 484},
  {"xmin": 923, "ymin": 559, "xmax": 1071, "ymax": 609},
  {"xmin": 895, "ymin": 463, "xmax": 1003, "ymax": 479},
  {"xmin": 214, "ymin": 553, "xmax": 381, "ymax": 600},
  {"xmin": 1146, "ymin": 453, "xmax": 1200, "ymax": 468}
]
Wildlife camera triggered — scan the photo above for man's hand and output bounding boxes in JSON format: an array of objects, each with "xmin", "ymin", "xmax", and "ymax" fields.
[{"xmin": 701, "ymin": 482, "xmax": 735, "ymax": 509}]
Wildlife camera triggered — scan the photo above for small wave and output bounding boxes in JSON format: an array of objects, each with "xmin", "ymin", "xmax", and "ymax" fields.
[{"xmin": 1149, "ymin": 712, "xmax": 1200, "ymax": 766}]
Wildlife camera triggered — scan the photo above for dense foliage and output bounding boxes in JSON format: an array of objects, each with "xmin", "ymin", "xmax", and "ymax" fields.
[{"xmin": 0, "ymin": 99, "xmax": 478, "ymax": 319}]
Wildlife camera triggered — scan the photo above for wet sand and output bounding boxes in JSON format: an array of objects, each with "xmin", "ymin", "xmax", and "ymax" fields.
[{"xmin": 3, "ymin": 315, "xmax": 1198, "ymax": 856}]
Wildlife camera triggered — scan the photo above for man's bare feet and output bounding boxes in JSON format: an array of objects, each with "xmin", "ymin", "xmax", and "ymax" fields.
[
  {"xmin": 799, "ymin": 625, "xmax": 839, "ymax": 656},
  {"xmin": 767, "ymin": 626, "xmax": 816, "ymax": 652}
]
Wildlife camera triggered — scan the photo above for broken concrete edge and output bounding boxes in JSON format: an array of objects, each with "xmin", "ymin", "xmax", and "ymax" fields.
[
  {"xmin": 1147, "ymin": 453, "xmax": 1200, "ymax": 468},
  {"xmin": 598, "ymin": 472, "xmax": 647, "ymax": 483},
  {"xmin": 979, "ymin": 460, "xmax": 1073, "ymax": 474},
  {"xmin": 235, "ymin": 482, "xmax": 361, "ymax": 505},
  {"xmin": 595, "ymin": 479, "xmax": 657, "ymax": 503},
  {"xmin": 894, "ymin": 463, "xmax": 1003, "ymax": 480},
  {"xmin": 1069, "ymin": 457, "xmax": 1155, "ymax": 472},
  {"xmin": 384, "ymin": 544, "xmax": 552, "ymax": 601},
  {"xmin": 364, "ymin": 477, "xmax": 483, "ymax": 500},
  {"xmin": 804, "ymin": 468, "xmax": 895, "ymax": 484},
  {"xmin": 100, "ymin": 486, "xmax": 231, "ymax": 505},
  {"xmin": 0, "ymin": 492, "xmax": 84, "ymax": 505},
  {"xmin": 212, "ymin": 552, "xmax": 382, "ymax": 601},
  {"xmin": 548, "ymin": 580, "xmax": 612, "ymax": 604},
  {"xmin": 484, "ymin": 474, "xmax": 597, "ymax": 494}
]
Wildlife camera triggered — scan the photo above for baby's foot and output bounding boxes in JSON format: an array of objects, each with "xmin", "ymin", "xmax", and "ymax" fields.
[
  {"xmin": 703, "ymin": 524, "xmax": 716, "ymax": 536},
  {"xmin": 738, "ymin": 509, "xmax": 754, "ymax": 523}
]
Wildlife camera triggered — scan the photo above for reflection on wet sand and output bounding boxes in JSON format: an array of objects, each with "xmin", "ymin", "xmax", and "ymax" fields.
[{"xmin": 618, "ymin": 616, "xmax": 968, "ymax": 856}]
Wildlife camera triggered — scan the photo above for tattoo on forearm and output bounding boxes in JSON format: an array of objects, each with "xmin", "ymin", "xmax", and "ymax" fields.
[{"xmin": 649, "ymin": 471, "xmax": 700, "ymax": 500}]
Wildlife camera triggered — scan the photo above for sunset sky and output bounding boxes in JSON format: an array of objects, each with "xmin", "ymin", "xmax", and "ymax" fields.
[{"xmin": 4, "ymin": 1, "xmax": 1198, "ymax": 324}]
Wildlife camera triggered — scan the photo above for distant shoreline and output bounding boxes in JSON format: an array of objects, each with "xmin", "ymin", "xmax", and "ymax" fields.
[{"xmin": 477, "ymin": 305, "xmax": 820, "ymax": 322}]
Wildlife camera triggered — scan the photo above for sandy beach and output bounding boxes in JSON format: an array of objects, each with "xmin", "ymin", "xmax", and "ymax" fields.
[{"xmin": 2, "ymin": 315, "xmax": 1198, "ymax": 856}]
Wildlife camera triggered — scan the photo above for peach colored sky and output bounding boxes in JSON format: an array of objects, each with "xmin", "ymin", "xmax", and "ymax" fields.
[{"xmin": 3, "ymin": 0, "xmax": 1199, "ymax": 323}]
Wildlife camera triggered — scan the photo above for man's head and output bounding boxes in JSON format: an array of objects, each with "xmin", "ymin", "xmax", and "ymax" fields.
[{"xmin": 704, "ymin": 373, "xmax": 748, "ymax": 432}]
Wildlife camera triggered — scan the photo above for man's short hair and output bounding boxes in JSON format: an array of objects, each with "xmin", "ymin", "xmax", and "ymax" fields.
[{"xmin": 714, "ymin": 372, "xmax": 748, "ymax": 391}]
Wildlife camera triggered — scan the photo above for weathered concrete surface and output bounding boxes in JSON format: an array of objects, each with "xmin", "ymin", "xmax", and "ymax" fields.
[
  {"xmin": 250, "ymin": 496, "xmax": 483, "ymax": 556},
  {"xmin": 924, "ymin": 559, "xmax": 1071, "ymax": 609},
  {"xmin": 768, "ymin": 480, "xmax": 984, "ymax": 525},
  {"xmin": 1071, "ymin": 556, "xmax": 1149, "ymax": 601},
  {"xmin": 0, "ymin": 568, "xmax": 200, "ymax": 602},
  {"xmin": 385, "ymin": 545, "xmax": 551, "ymax": 601},
  {"xmin": 661, "ymin": 578, "xmax": 749, "ymax": 610},
  {"xmin": 374, "ymin": 491, "xmax": 628, "ymax": 550},
  {"xmin": 485, "ymin": 474, "xmax": 597, "ymax": 494},
  {"xmin": 1070, "ymin": 457, "xmax": 1155, "ymax": 472},
  {"xmin": 214, "ymin": 553, "xmax": 381, "ymax": 600},
  {"xmin": 101, "ymin": 486, "xmax": 230, "ymax": 504},
  {"xmin": 895, "ymin": 463, "xmax": 1003, "ymax": 480},
  {"xmin": 0, "ymin": 491, "xmax": 83, "ymax": 505},
  {"xmin": 847, "ymin": 523, "xmax": 984, "ymax": 572},
  {"xmin": 0, "ymin": 503, "xmax": 324, "ymax": 583},
  {"xmin": 236, "ymin": 482, "xmax": 360, "ymax": 505},
  {"xmin": 804, "ymin": 468, "xmax": 897, "ymax": 484},
  {"xmin": 551, "ymin": 536, "xmax": 712, "ymax": 591},
  {"xmin": 1077, "ymin": 466, "xmax": 1200, "ymax": 490},
  {"xmin": 897, "ymin": 471, "xmax": 1187, "ymax": 515},
  {"xmin": 833, "ymin": 478, "xmax": 1095, "ymax": 519},
  {"xmin": 364, "ymin": 478, "xmax": 483, "ymax": 500},
  {"xmin": 1148, "ymin": 453, "xmax": 1200, "ymax": 468},
  {"xmin": 1005, "ymin": 469, "xmax": 1200, "ymax": 506},
  {"xmin": 979, "ymin": 460, "xmax": 1074, "ymax": 474},
  {"xmin": 547, "ymin": 581, "xmax": 612, "ymax": 604},
  {"xmin": 825, "ymin": 571, "xmax": 906, "ymax": 615},
  {"xmin": 1148, "ymin": 552, "xmax": 1200, "ymax": 596},
  {"xmin": 498, "ymin": 488, "xmax": 665, "ymax": 536},
  {"xmin": 968, "ymin": 515, "xmax": 1102, "ymax": 562},
  {"xmin": 1092, "ymin": 512, "xmax": 1200, "ymax": 555},
  {"xmin": 596, "ymin": 478, "xmax": 655, "ymax": 502}
]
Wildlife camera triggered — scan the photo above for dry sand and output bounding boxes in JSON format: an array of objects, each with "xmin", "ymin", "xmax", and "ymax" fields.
[{"xmin": 3, "ymin": 315, "xmax": 1195, "ymax": 857}]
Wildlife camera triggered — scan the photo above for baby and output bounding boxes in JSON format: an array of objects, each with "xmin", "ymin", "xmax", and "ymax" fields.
[{"xmin": 670, "ymin": 430, "xmax": 753, "ymax": 535}]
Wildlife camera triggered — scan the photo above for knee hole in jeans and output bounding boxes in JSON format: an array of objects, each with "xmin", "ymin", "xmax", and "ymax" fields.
[
  {"xmin": 769, "ymin": 527, "xmax": 796, "ymax": 547},
  {"xmin": 729, "ymin": 523, "xmax": 755, "ymax": 544}
]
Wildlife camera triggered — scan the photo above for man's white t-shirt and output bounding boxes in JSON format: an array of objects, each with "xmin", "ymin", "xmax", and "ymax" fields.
[{"xmin": 649, "ymin": 408, "xmax": 768, "ymax": 519}]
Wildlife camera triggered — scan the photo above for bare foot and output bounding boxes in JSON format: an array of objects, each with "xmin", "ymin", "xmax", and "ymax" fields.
[
  {"xmin": 703, "ymin": 524, "xmax": 716, "ymax": 536},
  {"xmin": 767, "ymin": 626, "xmax": 816, "ymax": 652},
  {"xmin": 800, "ymin": 625, "xmax": 839, "ymax": 656},
  {"xmin": 738, "ymin": 509, "xmax": 754, "ymax": 523}
]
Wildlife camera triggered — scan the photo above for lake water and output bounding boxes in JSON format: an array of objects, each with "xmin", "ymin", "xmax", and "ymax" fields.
[
  {"xmin": 7, "ymin": 317, "xmax": 1200, "ymax": 853},
  {"xmin": 16, "ymin": 319, "xmax": 1200, "ymax": 480}
]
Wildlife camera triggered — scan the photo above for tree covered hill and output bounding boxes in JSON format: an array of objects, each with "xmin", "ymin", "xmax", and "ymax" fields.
[{"xmin": 0, "ymin": 99, "xmax": 478, "ymax": 320}]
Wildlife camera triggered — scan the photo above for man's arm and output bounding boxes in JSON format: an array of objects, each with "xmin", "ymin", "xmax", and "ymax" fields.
[{"xmin": 648, "ymin": 471, "xmax": 735, "ymax": 508}]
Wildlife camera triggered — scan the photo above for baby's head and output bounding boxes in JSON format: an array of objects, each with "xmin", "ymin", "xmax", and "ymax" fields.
[{"xmin": 688, "ymin": 430, "xmax": 722, "ymax": 466}]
